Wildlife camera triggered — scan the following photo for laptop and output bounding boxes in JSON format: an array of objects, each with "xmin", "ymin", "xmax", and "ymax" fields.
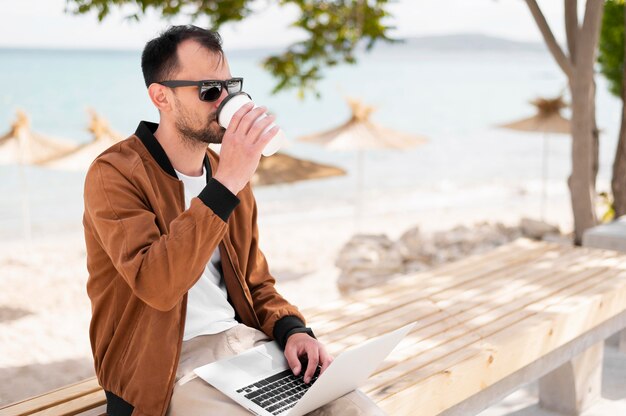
[{"xmin": 194, "ymin": 322, "xmax": 416, "ymax": 416}]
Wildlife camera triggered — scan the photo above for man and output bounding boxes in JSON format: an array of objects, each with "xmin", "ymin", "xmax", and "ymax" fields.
[{"xmin": 83, "ymin": 25, "xmax": 384, "ymax": 416}]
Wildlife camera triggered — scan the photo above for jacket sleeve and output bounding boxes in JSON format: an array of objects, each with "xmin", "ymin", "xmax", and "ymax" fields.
[
  {"xmin": 241, "ymin": 186, "xmax": 312, "ymax": 346},
  {"xmin": 83, "ymin": 158, "xmax": 239, "ymax": 312}
]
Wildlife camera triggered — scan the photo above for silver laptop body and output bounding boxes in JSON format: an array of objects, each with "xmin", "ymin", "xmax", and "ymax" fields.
[{"xmin": 194, "ymin": 322, "xmax": 415, "ymax": 416}]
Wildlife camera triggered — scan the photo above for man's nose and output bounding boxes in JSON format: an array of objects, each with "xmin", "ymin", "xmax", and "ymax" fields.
[{"xmin": 213, "ymin": 87, "xmax": 229, "ymax": 108}]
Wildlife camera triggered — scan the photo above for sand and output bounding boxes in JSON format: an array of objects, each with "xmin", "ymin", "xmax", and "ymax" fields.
[{"xmin": 0, "ymin": 185, "xmax": 625, "ymax": 415}]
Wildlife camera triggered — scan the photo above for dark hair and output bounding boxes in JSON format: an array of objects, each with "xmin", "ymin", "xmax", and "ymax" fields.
[{"xmin": 141, "ymin": 25, "xmax": 223, "ymax": 88}]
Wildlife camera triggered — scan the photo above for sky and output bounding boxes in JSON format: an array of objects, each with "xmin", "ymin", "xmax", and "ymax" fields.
[{"xmin": 0, "ymin": 0, "xmax": 569, "ymax": 51}]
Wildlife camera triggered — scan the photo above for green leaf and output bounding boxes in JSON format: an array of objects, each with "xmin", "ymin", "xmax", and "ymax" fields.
[{"xmin": 598, "ymin": 0, "xmax": 625, "ymax": 98}]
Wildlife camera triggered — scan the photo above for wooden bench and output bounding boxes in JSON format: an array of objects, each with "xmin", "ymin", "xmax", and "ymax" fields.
[{"xmin": 2, "ymin": 239, "xmax": 625, "ymax": 416}]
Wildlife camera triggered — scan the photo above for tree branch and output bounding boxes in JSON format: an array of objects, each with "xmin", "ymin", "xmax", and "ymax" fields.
[
  {"xmin": 524, "ymin": 0, "xmax": 574, "ymax": 78},
  {"xmin": 578, "ymin": 0, "xmax": 604, "ymax": 65},
  {"xmin": 564, "ymin": 0, "xmax": 578, "ymax": 63}
]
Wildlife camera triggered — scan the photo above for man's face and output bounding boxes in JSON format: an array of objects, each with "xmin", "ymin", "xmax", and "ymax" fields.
[{"xmin": 168, "ymin": 40, "xmax": 232, "ymax": 146}]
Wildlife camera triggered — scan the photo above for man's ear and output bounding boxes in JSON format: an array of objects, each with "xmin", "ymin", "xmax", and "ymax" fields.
[{"xmin": 148, "ymin": 83, "xmax": 173, "ymax": 112}]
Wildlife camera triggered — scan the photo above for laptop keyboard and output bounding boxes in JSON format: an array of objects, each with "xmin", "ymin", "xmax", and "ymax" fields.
[{"xmin": 236, "ymin": 366, "xmax": 321, "ymax": 415}]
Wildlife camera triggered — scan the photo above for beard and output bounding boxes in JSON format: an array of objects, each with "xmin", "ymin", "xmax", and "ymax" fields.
[{"xmin": 174, "ymin": 97, "xmax": 225, "ymax": 146}]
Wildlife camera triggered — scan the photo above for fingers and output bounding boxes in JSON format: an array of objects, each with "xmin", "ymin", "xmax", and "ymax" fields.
[
  {"xmin": 319, "ymin": 347, "xmax": 334, "ymax": 375},
  {"xmin": 227, "ymin": 102, "xmax": 254, "ymax": 132},
  {"xmin": 247, "ymin": 114, "xmax": 276, "ymax": 144},
  {"xmin": 284, "ymin": 344, "xmax": 302, "ymax": 376},
  {"xmin": 303, "ymin": 345, "xmax": 319, "ymax": 384},
  {"xmin": 235, "ymin": 106, "xmax": 267, "ymax": 135}
]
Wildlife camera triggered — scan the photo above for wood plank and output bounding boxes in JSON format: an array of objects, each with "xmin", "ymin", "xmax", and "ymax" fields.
[
  {"xmin": 378, "ymin": 309, "xmax": 626, "ymax": 416},
  {"xmin": 429, "ymin": 271, "xmax": 626, "ymax": 415},
  {"xmin": 29, "ymin": 391, "xmax": 105, "ymax": 416},
  {"xmin": 439, "ymin": 310, "xmax": 626, "ymax": 416},
  {"xmin": 357, "ymin": 259, "xmax": 625, "ymax": 407},
  {"xmin": 480, "ymin": 269, "xmax": 626, "ymax": 369},
  {"xmin": 428, "ymin": 244, "xmax": 615, "ymax": 303},
  {"xmin": 75, "ymin": 404, "xmax": 106, "ymax": 416},
  {"xmin": 472, "ymin": 267, "xmax": 626, "ymax": 349},
  {"xmin": 389, "ymin": 267, "xmax": 626, "ymax": 414},
  {"xmin": 319, "ymin": 249, "xmax": 618, "ymax": 358},
  {"xmin": 426, "ymin": 248, "xmax": 625, "ymax": 335},
  {"xmin": 432, "ymin": 259, "xmax": 624, "ymax": 339},
  {"xmin": 368, "ymin": 269, "xmax": 626, "ymax": 415},
  {"xmin": 0, "ymin": 378, "xmax": 101, "ymax": 416}
]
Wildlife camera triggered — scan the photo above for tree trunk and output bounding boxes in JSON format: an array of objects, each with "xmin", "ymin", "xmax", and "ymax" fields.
[
  {"xmin": 590, "ymin": 79, "xmax": 600, "ymax": 182},
  {"xmin": 612, "ymin": 7, "xmax": 626, "ymax": 219},
  {"xmin": 612, "ymin": 93, "xmax": 626, "ymax": 219},
  {"xmin": 526, "ymin": 0, "xmax": 603, "ymax": 244},
  {"xmin": 569, "ymin": 73, "xmax": 598, "ymax": 245},
  {"xmin": 567, "ymin": 0, "xmax": 603, "ymax": 245}
]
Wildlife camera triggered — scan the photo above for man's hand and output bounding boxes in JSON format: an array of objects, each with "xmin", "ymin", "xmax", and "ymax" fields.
[
  {"xmin": 284, "ymin": 333, "xmax": 334, "ymax": 384},
  {"xmin": 213, "ymin": 102, "xmax": 279, "ymax": 195}
]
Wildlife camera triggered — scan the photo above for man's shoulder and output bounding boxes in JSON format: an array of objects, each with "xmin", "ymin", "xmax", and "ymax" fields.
[
  {"xmin": 88, "ymin": 135, "xmax": 146, "ymax": 176},
  {"xmin": 85, "ymin": 135, "xmax": 147, "ymax": 190}
]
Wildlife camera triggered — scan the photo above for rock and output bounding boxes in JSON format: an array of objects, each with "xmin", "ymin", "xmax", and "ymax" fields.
[
  {"xmin": 396, "ymin": 226, "xmax": 422, "ymax": 261},
  {"xmin": 520, "ymin": 218, "xmax": 560, "ymax": 240},
  {"xmin": 403, "ymin": 260, "xmax": 430, "ymax": 274},
  {"xmin": 335, "ymin": 220, "xmax": 564, "ymax": 295},
  {"xmin": 335, "ymin": 234, "xmax": 404, "ymax": 295},
  {"xmin": 394, "ymin": 222, "xmax": 522, "ymax": 267}
]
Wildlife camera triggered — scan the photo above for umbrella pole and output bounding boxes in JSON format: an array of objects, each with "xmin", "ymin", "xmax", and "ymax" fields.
[
  {"xmin": 356, "ymin": 149, "xmax": 364, "ymax": 231},
  {"xmin": 541, "ymin": 133, "xmax": 549, "ymax": 221},
  {"xmin": 18, "ymin": 160, "xmax": 32, "ymax": 247}
]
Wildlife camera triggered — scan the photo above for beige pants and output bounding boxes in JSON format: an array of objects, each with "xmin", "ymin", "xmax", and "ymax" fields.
[{"xmin": 167, "ymin": 324, "xmax": 386, "ymax": 416}]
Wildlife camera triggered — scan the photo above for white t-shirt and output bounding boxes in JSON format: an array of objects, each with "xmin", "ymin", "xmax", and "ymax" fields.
[{"xmin": 175, "ymin": 166, "xmax": 238, "ymax": 341}]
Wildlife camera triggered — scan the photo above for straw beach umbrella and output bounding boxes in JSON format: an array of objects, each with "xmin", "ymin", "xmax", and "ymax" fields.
[
  {"xmin": 0, "ymin": 111, "xmax": 78, "ymax": 165},
  {"xmin": 41, "ymin": 109, "xmax": 123, "ymax": 171},
  {"xmin": 298, "ymin": 97, "xmax": 427, "ymax": 225},
  {"xmin": 252, "ymin": 152, "xmax": 346, "ymax": 187},
  {"xmin": 0, "ymin": 111, "xmax": 79, "ymax": 242},
  {"xmin": 498, "ymin": 96, "xmax": 571, "ymax": 220}
]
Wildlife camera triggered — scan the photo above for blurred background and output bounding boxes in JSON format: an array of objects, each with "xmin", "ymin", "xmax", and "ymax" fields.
[
  {"xmin": 0, "ymin": 0, "xmax": 621, "ymax": 240},
  {"xmin": 0, "ymin": 0, "xmax": 624, "ymax": 413}
]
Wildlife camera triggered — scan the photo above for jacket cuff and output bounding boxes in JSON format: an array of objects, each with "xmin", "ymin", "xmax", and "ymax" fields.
[
  {"xmin": 197, "ymin": 178, "xmax": 240, "ymax": 222},
  {"xmin": 273, "ymin": 315, "xmax": 316, "ymax": 349}
]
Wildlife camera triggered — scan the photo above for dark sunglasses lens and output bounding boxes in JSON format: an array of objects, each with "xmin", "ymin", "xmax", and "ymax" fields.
[
  {"xmin": 201, "ymin": 86, "xmax": 222, "ymax": 102},
  {"xmin": 226, "ymin": 79, "xmax": 242, "ymax": 94}
]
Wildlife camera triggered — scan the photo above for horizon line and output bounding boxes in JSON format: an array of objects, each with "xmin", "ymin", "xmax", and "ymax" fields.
[{"xmin": 0, "ymin": 32, "xmax": 546, "ymax": 54}]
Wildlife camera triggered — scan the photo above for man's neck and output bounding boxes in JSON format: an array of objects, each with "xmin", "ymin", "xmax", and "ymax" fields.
[{"xmin": 153, "ymin": 122, "xmax": 206, "ymax": 177}]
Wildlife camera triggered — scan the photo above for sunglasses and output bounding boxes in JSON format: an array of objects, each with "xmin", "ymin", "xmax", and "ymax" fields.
[{"xmin": 157, "ymin": 77, "xmax": 244, "ymax": 102}]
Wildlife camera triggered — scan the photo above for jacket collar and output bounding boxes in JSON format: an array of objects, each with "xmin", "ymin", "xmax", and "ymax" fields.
[{"xmin": 135, "ymin": 121, "xmax": 212, "ymax": 182}]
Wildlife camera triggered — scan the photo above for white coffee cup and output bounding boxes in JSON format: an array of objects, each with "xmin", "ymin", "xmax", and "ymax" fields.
[{"xmin": 216, "ymin": 92, "xmax": 284, "ymax": 157}]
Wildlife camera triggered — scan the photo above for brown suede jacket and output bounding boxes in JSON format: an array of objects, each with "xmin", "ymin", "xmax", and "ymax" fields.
[{"xmin": 83, "ymin": 121, "xmax": 309, "ymax": 416}]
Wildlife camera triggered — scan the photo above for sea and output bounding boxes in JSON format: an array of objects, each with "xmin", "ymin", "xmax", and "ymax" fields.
[{"xmin": 0, "ymin": 36, "xmax": 622, "ymax": 240}]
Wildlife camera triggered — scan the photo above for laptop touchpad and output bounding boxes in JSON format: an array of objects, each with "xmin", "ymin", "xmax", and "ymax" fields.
[{"xmin": 228, "ymin": 350, "xmax": 282, "ymax": 378}]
